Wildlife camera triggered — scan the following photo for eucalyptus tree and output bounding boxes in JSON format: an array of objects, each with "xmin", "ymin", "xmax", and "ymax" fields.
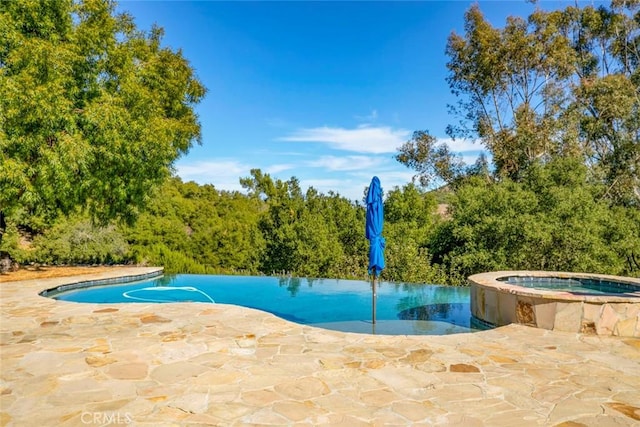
[
  {"xmin": 0, "ymin": 0, "xmax": 206, "ymax": 230},
  {"xmin": 442, "ymin": 2, "xmax": 640, "ymax": 203},
  {"xmin": 396, "ymin": 2, "xmax": 640, "ymax": 206},
  {"xmin": 395, "ymin": 130, "xmax": 467, "ymax": 188},
  {"xmin": 445, "ymin": 4, "xmax": 577, "ymax": 181},
  {"xmin": 394, "ymin": 2, "xmax": 640, "ymax": 280},
  {"xmin": 561, "ymin": 1, "xmax": 640, "ymax": 205}
]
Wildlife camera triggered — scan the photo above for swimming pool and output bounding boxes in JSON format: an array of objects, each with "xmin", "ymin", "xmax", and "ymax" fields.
[{"xmin": 46, "ymin": 274, "xmax": 486, "ymax": 335}]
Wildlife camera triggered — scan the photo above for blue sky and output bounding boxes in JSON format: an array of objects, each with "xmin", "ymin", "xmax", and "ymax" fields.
[{"xmin": 117, "ymin": 1, "xmax": 588, "ymax": 201}]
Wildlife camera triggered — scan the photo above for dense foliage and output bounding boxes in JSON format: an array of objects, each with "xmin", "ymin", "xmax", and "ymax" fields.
[
  {"xmin": 397, "ymin": 1, "xmax": 640, "ymax": 206},
  {"xmin": 1, "ymin": 1, "xmax": 639, "ymax": 283},
  {"xmin": 5, "ymin": 175, "xmax": 455, "ymax": 283},
  {"xmin": 0, "ymin": 0, "xmax": 205, "ymax": 227},
  {"xmin": 6, "ymin": 161, "xmax": 638, "ymax": 283},
  {"xmin": 430, "ymin": 158, "xmax": 640, "ymax": 283}
]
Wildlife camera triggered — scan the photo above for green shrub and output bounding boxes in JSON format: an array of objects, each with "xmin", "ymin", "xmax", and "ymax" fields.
[{"xmin": 31, "ymin": 217, "xmax": 130, "ymax": 265}]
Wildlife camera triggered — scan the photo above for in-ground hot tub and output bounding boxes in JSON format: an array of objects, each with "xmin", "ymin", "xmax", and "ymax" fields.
[{"xmin": 468, "ymin": 271, "xmax": 640, "ymax": 337}]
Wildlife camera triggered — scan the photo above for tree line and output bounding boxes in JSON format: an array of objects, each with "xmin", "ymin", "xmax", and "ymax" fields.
[
  {"xmin": 1, "ymin": 173, "xmax": 452, "ymax": 283},
  {"xmin": 3, "ymin": 164, "xmax": 638, "ymax": 284},
  {"xmin": 1, "ymin": 1, "xmax": 639, "ymax": 282}
]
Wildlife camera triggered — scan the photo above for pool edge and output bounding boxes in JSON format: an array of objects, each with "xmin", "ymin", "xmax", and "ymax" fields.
[
  {"xmin": 38, "ymin": 267, "xmax": 165, "ymax": 297},
  {"xmin": 468, "ymin": 270, "xmax": 640, "ymax": 338}
]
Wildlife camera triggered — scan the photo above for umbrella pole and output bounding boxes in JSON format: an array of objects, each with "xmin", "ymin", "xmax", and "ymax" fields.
[{"xmin": 372, "ymin": 272, "xmax": 377, "ymax": 325}]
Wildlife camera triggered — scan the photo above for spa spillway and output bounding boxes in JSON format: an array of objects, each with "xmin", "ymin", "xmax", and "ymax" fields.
[{"xmin": 468, "ymin": 271, "xmax": 640, "ymax": 337}]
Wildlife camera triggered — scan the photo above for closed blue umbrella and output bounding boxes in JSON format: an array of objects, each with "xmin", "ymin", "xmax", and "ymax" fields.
[{"xmin": 366, "ymin": 176, "xmax": 385, "ymax": 324}]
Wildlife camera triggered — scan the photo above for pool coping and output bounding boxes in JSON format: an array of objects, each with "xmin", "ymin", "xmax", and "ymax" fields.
[
  {"xmin": 38, "ymin": 268, "xmax": 165, "ymax": 297},
  {"xmin": 469, "ymin": 270, "xmax": 640, "ymax": 303},
  {"xmin": 2, "ymin": 267, "xmax": 640, "ymax": 425},
  {"xmin": 468, "ymin": 271, "xmax": 640, "ymax": 337}
]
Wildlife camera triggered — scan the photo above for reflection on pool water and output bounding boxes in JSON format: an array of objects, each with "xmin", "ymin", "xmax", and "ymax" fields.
[{"xmin": 48, "ymin": 274, "xmax": 488, "ymax": 335}]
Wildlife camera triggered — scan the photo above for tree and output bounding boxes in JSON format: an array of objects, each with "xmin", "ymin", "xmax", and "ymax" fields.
[
  {"xmin": 445, "ymin": 4, "xmax": 576, "ymax": 181},
  {"xmin": 0, "ymin": 0, "xmax": 206, "ymax": 228},
  {"xmin": 240, "ymin": 169, "xmax": 371, "ymax": 279},
  {"xmin": 383, "ymin": 183, "xmax": 448, "ymax": 284},
  {"xmin": 395, "ymin": 130, "xmax": 466, "ymax": 188},
  {"xmin": 241, "ymin": 169, "xmax": 306, "ymax": 274},
  {"xmin": 441, "ymin": 2, "xmax": 639, "ymax": 203},
  {"xmin": 32, "ymin": 214, "xmax": 129, "ymax": 265},
  {"xmin": 565, "ymin": 3, "xmax": 640, "ymax": 205},
  {"xmin": 428, "ymin": 158, "xmax": 639, "ymax": 281},
  {"xmin": 122, "ymin": 177, "xmax": 265, "ymax": 274}
]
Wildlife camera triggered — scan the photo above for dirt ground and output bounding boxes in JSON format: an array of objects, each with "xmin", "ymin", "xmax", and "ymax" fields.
[{"xmin": 0, "ymin": 266, "xmax": 119, "ymax": 282}]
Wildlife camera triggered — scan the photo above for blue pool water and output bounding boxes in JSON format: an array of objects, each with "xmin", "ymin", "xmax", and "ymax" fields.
[{"xmin": 49, "ymin": 274, "xmax": 487, "ymax": 335}]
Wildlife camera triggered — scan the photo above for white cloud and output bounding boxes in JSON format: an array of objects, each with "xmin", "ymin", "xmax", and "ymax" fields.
[
  {"xmin": 175, "ymin": 160, "xmax": 250, "ymax": 192},
  {"xmin": 350, "ymin": 167, "xmax": 414, "ymax": 181},
  {"xmin": 177, "ymin": 160, "xmax": 246, "ymax": 177},
  {"xmin": 175, "ymin": 142, "xmax": 489, "ymax": 202},
  {"xmin": 279, "ymin": 125, "xmax": 411, "ymax": 154},
  {"xmin": 175, "ymin": 157, "xmax": 421, "ymax": 201},
  {"xmin": 306, "ymin": 155, "xmax": 384, "ymax": 172},
  {"xmin": 301, "ymin": 169, "xmax": 417, "ymax": 202},
  {"xmin": 373, "ymin": 170, "xmax": 417, "ymax": 184},
  {"xmin": 304, "ymin": 178, "xmax": 350, "ymax": 190}
]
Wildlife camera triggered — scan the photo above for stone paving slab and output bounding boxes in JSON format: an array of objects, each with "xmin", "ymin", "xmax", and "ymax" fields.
[{"xmin": 1, "ymin": 267, "xmax": 639, "ymax": 426}]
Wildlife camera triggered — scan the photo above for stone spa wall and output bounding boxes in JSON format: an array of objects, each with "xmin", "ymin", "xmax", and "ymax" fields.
[{"xmin": 468, "ymin": 271, "xmax": 640, "ymax": 338}]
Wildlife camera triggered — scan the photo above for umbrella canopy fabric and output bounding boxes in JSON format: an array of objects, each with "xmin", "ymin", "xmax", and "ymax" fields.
[{"xmin": 365, "ymin": 176, "xmax": 385, "ymax": 276}]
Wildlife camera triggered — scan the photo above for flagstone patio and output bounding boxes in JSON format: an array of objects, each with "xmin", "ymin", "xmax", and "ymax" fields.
[{"xmin": 1, "ymin": 267, "xmax": 639, "ymax": 426}]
